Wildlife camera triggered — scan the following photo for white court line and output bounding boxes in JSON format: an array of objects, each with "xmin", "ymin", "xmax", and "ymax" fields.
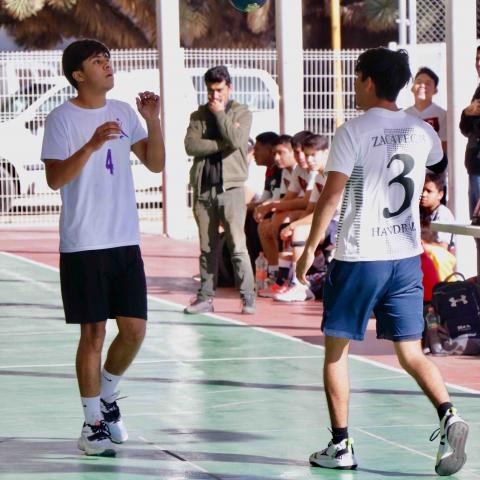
[
  {"xmin": 355, "ymin": 427, "xmax": 434, "ymax": 460},
  {"xmin": 355, "ymin": 427, "xmax": 480, "ymax": 478},
  {"xmin": 2, "ymin": 249, "xmax": 480, "ymax": 400},
  {"xmin": 0, "ymin": 268, "xmax": 59, "ymax": 294},
  {"xmin": 138, "ymin": 435, "xmax": 219, "ymax": 479},
  {"xmin": 0, "ymin": 355, "xmax": 324, "ymax": 370}
]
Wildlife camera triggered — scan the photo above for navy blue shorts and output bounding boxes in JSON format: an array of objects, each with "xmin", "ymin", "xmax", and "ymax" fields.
[
  {"xmin": 60, "ymin": 245, "xmax": 147, "ymax": 324},
  {"xmin": 321, "ymin": 256, "xmax": 424, "ymax": 341}
]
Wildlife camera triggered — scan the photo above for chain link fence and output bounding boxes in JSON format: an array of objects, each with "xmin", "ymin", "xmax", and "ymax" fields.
[{"xmin": 415, "ymin": 0, "xmax": 479, "ymax": 43}]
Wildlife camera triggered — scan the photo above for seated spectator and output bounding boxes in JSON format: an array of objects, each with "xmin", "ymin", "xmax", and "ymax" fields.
[
  {"xmin": 257, "ymin": 134, "xmax": 329, "ymax": 298},
  {"xmin": 420, "ymin": 172, "xmax": 455, "ymax": 250},
  {"xmin": 245, "ymin": 131, "xmax": 280, "ymax": 266}
]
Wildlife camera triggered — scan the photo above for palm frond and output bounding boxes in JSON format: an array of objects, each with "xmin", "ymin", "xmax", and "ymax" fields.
[{"xmin": 3, "ymin": 0, "xmax": 45, "ymax": 20}]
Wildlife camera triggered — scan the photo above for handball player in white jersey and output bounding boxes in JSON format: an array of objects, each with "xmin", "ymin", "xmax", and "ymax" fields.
[
  {"xmin": 41, "ymin": 39, "xmax": 165, "ymax": 456},
  {"xmin": 296, "ymin": 47, "xmax": 468, "ymax": 475}
]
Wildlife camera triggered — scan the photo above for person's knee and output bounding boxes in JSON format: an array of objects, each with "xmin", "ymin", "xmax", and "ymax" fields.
[
  {"xmin": 79, "ymin": 323, "xmax": 106, "ymax": 352},
  {"xmin": 119, "ymin": 319, "xmax": 146, "ymax": 347},
  {"xmin": 258, "ymin": 221, "xmax": 271, "ymax": 239}
]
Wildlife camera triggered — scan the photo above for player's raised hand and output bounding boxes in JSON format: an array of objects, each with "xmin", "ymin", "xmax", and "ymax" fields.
[
  {"xmin": 136, "ymin": 91, "xmax": 160, "ymax": 120},
  {"xmin": 87, "ymin": 122, "xmax": 122, "ymax": 151}
]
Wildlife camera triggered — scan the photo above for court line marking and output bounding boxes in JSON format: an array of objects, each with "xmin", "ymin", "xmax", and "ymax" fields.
[
  {"xmin": 2, "ymin": 249, "xmax": 480, "ymax": 399},
  {"xmin": 138, "ymin": 435, "xmax": 222, "ymax": 480},
  {"xmin": 0, "ymin": 355, "xmax": 324, "ymax": 370},
  {"xmin": 356, "ymin": 427, "xmax": 480, "ymax": 478},
  {"xmin": 355, "ymin": 427, "xmax": 434, "ymax": 460}
]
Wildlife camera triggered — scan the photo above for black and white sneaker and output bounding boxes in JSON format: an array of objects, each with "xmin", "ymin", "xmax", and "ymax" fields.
[
  {"xmin": 77, "ymin": 420, "xmax": 116, "ymax": 456},
  {"xmin": 432, "ymin": 407, "xmax": 468, "ymax": 476},
  {"xmin": 101, "ymin": 395, "xmax": 128, "ymax": 444},
  {"xmin": 309, "ymin": 437, "xmax": 358, "ymax": 470}
]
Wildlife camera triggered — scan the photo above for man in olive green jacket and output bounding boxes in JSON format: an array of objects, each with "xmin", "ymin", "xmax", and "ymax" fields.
[{"xmin": 184, "ymin": 65, "xmax": 255, "ymax": 314}]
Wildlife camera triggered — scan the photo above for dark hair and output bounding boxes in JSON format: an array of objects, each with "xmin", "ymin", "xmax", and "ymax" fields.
[
  {"xmin": 302, "ymin": 133, "xmax": 329, "ymax": 151},
  {"xmin": 291, "ymin": 130, "xmax": 313, "ymax": 149},
  {"xmin": 204, "ymin": 65, "xmax": 231, "ymax": 85},
  {"xmin": 355, "ymin": 47, "xmax": 411, "ymax": 101},
  {"xmin": 273, "ymin": 134, "xmax": 293, "ymax": 148},
  {"xmin": 62, "ymin": 39, "xmax": 110, "ymax": 89},
  {"xmin": 255, "ymin": 131, "xmax": 279, "ymax": 145},
  {"xmin": 415, "ymin": 67, "xmax": 439, "ymax": 87},
  {"xmin": 424, "ymin": 172, "xmax": 446, "ymax": 192}
]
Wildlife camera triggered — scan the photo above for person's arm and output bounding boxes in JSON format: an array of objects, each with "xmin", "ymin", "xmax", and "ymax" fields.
[
  {"xmin": 459, "ymin": 85, "xmax": 480, "ymax": 136},
  {"xmin": 261, "ymin": 190, "xmax": 312, "ymax": 215},
  {"xmin": 44, "ymin": 121, "xmax": 122, "ymax": 190},
  {"xmin": 280, "ymin": 202, "xmax": 317, "ymax": 241},
  {"xmin": 131, "ymin": 91, "xmax": 165, "ymax": 173},
  {"xmin": 184, "ymin": 109, "xmax": 224, "ymax": 157},
  {"xmin": 296, "ymin": 171, "xmax": 348, "ymax": 284},
  {"xmin": 215, "ymin": 105, "xmax": 252, "ymax": 150}
]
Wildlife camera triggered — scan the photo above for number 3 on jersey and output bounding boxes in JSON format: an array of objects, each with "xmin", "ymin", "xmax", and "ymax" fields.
[
  {"xmin": 383, "ymin": 153, "xmax": 414, "ymax": 219},
  {"xmin": 105, "ymin": 148, "xmax": 114, "ymax": 175}
]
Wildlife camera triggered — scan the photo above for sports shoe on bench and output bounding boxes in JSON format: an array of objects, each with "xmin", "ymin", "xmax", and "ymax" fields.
[
  {"xmin": 101, "ymin": 394, "xmax": 128, "ymax": 444},
  {"xmin": 77, "ymin": 420, "xmax": 116, "ymax": 456},
  {"xmin": 309, "ymin": 437, "xmax": 358, "ymax": 470},
  {"xmin": 257, "ymin": 279, "xmax": 289, "ymax": 298},
  {"xmin": 274, "ymin": 283, "xmax": 315, "ymax": 302},
  {"xmin": 431, "ymin": 407, "xmax": 468, "ymax": 476}
]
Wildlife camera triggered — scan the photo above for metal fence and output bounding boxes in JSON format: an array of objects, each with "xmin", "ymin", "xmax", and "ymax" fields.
[
  {"xmin": 0, "ymin": 48, "xmax": 361, "ymax": 226},
  {"xmin": 415, "ymin": 0, "xmax": 480, "ymax": 43},
  {"xmin": 416, "ymin": 0, "xmax": 446, "ymax": 43}
]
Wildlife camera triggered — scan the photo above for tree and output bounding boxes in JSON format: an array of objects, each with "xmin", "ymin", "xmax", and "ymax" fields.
[{"xmin": 0, "ymin": 0, "xmax": 398, "ymax": 50}]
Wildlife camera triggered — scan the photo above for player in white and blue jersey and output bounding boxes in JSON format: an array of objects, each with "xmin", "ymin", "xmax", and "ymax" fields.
[{"xmin": 297, "ymin": 47, "xmax": 468, "ymax": 476}]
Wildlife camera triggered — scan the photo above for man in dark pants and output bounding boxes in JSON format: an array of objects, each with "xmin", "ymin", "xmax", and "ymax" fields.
[
  {"xmin": 184, "ymin": 65, "xmax": 255, "ymax": 314},
  {"xmin": 460, "ymin": 45, "xmax": 480, "ymax": 218}
]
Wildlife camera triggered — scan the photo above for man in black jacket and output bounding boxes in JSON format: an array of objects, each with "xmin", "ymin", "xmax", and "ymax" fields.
[{"xmin": 459, "ymin": 46, "xmax": 480, "ymax": 218}]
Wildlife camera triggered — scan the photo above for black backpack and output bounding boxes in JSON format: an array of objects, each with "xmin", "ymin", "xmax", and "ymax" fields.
[{"xmin": 432, "ymin": 272, "xmax": 480, "ymax": 339}]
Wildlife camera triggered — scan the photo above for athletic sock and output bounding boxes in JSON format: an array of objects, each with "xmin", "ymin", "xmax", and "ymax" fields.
[
  {"xmin": 437, "ymin": 401, "xmax": 454, "ymax": 421},
  {"xmin": 277, "ymin": 258, "xmax": 292, "ymax": 285},
  {"xmin": 332, "ymin": 426, "xmax": 349, "ymax": 445},
  {"xmin": 81, "ymin": 395, "xmax": 102, "ymax": 425},
  {"xmin": 101, "ymin": 368, "xmax": 122, "ymax": 402}
]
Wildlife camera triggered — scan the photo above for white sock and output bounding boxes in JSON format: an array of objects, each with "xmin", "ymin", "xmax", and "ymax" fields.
[
  {"xmin": 101, "ymin": 368, "xmax": 122, "ymax": 402},
  {"xmin": 81, "ymin": 395, "xmax": 102, "ymax": 425}
]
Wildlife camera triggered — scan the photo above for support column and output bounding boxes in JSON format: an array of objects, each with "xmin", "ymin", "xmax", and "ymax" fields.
[
  {"xmin": 275, "ymin": 0, "xmax": 304, "ymax": 134},
  {"xmin": 446, "ymin": 0, "xmax": 477, "ymax": 275},
  {"xmin": 156, "ymin": 0, "xmax": 194, "ymax": 238}
]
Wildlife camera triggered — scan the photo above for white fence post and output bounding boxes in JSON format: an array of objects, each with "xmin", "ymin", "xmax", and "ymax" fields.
[
  {"xmin": 446, "ymin": 0, "xmax": 477, "ymax": 277},
  {"xmin": 156, "ymin": 0, "xmax": 192, "ymax": 238},
  {"xmin": 275, "ymin": 0, "xmax": 304, "ymax": 135}
]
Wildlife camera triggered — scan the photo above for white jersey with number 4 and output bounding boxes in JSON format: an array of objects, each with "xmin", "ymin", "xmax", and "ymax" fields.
[
  {"xmin": 326, "ymin": 107, "xmax": 443, "ymax": 261},
  {"xmin": 41, "ymin": 100, "xmax": 147, "ymax": 253}
]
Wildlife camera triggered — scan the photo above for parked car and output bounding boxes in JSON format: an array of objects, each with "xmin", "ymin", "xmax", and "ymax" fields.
[{"xmin": 0, "ymin": 67, "xmax": 279, "ymax": 213}]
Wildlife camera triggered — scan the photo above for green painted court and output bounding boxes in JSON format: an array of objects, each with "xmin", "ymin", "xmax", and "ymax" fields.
[{"xmin": 1, "ymin": 251, "xmax": 479, "ymax": 480}]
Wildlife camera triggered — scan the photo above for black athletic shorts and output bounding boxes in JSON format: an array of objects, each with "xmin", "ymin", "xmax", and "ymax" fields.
[{"xmin": 60, "ymin": 245, "xmax": 147, "ymax": 324}]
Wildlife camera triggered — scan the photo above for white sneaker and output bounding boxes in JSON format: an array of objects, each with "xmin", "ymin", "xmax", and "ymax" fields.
[
  {"xmin": 77, "ymin": 420, "xmax": 116, "ymax": 456},
  {"xmin": 432, "ymin": 407, "xmax": 468, "ymax": 476},
  {"xmin": 309, "ymin": 438, "xmax": 358, "ymax": 470},
  {"xmin": 101, "ymin": 395, "xmax": 128, "ymax": 444},
  {"xmin": 274, "ymin": 283, "xmax": 315, "ymax": 302}
]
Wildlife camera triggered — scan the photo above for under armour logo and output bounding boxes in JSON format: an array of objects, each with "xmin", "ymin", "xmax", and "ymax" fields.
[{"xmin": 448, "ymin": 295, "xmax": 468, "ymax": 307}]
